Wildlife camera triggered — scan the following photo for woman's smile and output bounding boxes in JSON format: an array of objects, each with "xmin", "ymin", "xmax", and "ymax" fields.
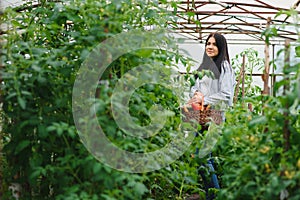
[{"xmin": 205, "ymin": 37, "xmax": 219, "ymax": 58}]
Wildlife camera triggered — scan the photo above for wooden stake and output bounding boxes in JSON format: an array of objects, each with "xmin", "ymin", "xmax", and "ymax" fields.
[
  {"xmin": 283, "ymin": 39, "xmax": 291, "ymax": 152},
  {"xmin": 233, "ymin": 54, "xmax": 246, "ymax": 104},
  {"xmin": 241, "ymin": 54, "xmax": 245, "ymax": 101},
  {"xmin": 262, "ymin": 17, "xmax": 271, "ymax": 95}
]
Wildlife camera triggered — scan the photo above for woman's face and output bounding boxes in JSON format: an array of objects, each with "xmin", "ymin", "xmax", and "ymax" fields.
[{"xmin": 205, "ymin": 37, "xmax": 219, "ymax": 58}]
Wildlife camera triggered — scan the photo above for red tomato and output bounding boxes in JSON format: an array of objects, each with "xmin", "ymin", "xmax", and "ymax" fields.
[{"xmin": 191, "ymin": 102, "xmax": 201, "ymax": 111}]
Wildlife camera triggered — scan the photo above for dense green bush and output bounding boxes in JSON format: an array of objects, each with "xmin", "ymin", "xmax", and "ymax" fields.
[
  {"xmin": 215, "ymin": 10, "xmax": 300, "ymax": 199},
  {"xmin": 0, "ymin": 0, "xmax": 194, "ymax": 199},
  {"xmin": 216, "ymin": 92, "xmax": 300, "ymax": 199}
]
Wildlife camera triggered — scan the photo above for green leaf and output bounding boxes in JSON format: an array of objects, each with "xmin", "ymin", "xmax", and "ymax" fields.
[
  {"xmin": 248, "ymin": 116, "xmax": 267, "ymax": 126},
  {"xmin": 134, "ymin": 49, "xmax": 153, "ymax": 57},
  {"xmin": 46, "ymin": 125, "xmax": 56, "ymax": 132},
  {"xmin": 186, "ymin": 11, "xmax": 195, "ymax": 17},
  {"xmin": 295, "ymin": 46, "xmax": 300, "ymax": 57},
  {"xmin": 194, "ymin": 20, "xmax": 201, "ymax": 27},
  {"xmin": 29, "ymin": 167, "xmax": 46, "ymax": 185},
  {"xmin": 17, "ymin": 96, "xmax": 26, "ymax": 109},
  {"xmin": 67, "ymin": 128, "xmax": 76, "ymax": 138},
  {"xmin": 57, "ymin": 127, "xmax": 63, "ymax": 136},
  {"xmin": 15, "ymin": 140, "xmax": 31, "ymax": 154},
  {"xmin": 93, "ymin": 163, "xmax": 102, "ymax": 174},
  {"xmin": 38, "ymin": 125, "xmax": 48, "ymax": 138},
  {"xmin": 6, "ymin": 92, "xmax": 17, "ymax": 100},
  {"xmin": 189, "ymin": 75, "xmax": 195, "ymax": 86},
  {"xmin": 145, "ymin": 9, "xmax": 157, "ymax": 19},
  {"xmin": 133, "ymin": 182, "xmax": 148, "ymax": 196},
  {"xmin": 12, "ymin": 20, "xmax": 24, "ymax": 29}
]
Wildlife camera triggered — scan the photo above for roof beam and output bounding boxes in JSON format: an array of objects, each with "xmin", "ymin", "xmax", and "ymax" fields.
[
  {"xmin": 177, "ymin": 10, "xmax": 281, "ymax": 14},
  {"xmin": 178, "ymin": 1, "xmax": 296, "ymax": 12}
]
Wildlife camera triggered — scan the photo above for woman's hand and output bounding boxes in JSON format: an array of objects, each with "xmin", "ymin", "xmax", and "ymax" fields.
[
  {"xmin": 187, "ymin": 92, "xmax": 204, "ymax": 111},
  {"xmin": 188, "ymin": 91, "xmax": 204, "ymax": 104}
]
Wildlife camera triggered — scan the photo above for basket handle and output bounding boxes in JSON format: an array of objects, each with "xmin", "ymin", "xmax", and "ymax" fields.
[{"xmin": 196, "ymin": 92, "xmax": 204, "ymax": 111}]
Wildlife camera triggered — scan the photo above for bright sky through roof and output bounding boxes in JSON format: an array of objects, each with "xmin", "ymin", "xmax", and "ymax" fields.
[{"xmin": 1, "ymin": 0, "xmax": 299, "ymax": 9}]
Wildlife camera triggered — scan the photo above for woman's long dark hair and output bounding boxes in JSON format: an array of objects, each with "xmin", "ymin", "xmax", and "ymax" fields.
[{"xmin": 197, "ymin": 32, "xmax": 230, "ymax": 79}]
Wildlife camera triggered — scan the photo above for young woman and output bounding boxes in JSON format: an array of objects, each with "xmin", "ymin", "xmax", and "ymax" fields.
[
  {"xmin": 189, "ymin": 32, "xmax": 235, "ymax": 110},
  {"xmin": 186, "ymin": 33, "xmax": 235, "ymax": 200}
]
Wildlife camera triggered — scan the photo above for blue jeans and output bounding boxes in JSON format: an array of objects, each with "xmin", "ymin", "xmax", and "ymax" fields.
[{"xmin": 194, "ymin": 131, "xmax": 220, "ymax": 200}]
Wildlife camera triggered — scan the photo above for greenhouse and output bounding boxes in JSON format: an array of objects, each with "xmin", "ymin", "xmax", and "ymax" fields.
[{"xmin": 0, "ymin": 0, "xmax": 299, "ymax": 200}]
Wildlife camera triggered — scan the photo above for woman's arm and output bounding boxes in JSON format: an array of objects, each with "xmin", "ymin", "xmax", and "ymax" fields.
[{"xmin": 204, "ymin": 61, "xmax": 236, "ymax": 106}]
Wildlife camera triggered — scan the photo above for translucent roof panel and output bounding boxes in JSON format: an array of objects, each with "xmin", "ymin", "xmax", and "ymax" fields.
[
  {"xmin": 168, "ymin": 0, "xmax": 300, "ymax": 44},
  {"xmin": 1, "ymin": 0, "xmax": 299, "ymax": 45},
  {"xmin": 0, "ymin": 0, "xmax": 27, "ymax": 9}
]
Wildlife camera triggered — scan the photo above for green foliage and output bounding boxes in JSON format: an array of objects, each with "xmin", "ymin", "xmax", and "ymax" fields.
[
  {"xmin": 0, "ymin": 0, "xmax": 185, "ymax": 199},
  {"xmin": 231, "ymin": 48, "xmax": 264, "ymax": 100},
  {"xmin": 215, "ymin": 91, "xmax": 300, "ymax": 199},
  {"xmin": 216, "ymin": 10, "xmax": 300, "ymax": 198},
  {"xmin": 1, "ymin": 1, "xmax": 299, "ymax": 200}
]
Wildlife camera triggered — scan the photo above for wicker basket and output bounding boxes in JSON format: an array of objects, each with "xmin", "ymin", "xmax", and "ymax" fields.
[{"xmin": 182, "ymin": 106, "xmax": 223, "ymax": 126}]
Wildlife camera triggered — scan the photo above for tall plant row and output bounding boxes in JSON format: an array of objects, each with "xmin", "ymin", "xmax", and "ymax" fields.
[
  {"xmin": 215, "ymin": 10, "xmax": 300, "ymax": 199},
  {"xmin": 0, "ymin": 1, "xmax": 299, "ymax": 200},
  {"xmin": 0, "ymin": 1, "xmax": 184, "ymax": 199}
]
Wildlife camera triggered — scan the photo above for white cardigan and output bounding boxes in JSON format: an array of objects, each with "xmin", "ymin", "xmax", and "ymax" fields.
[{"xmin": 190, "ymin": 60, "xmax": 236, "ymax": 107}]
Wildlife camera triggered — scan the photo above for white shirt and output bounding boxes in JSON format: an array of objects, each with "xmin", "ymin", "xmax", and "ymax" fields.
[{"xmin": 190, "ymin": 60, "xmax": 236, "ymax": 108}]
